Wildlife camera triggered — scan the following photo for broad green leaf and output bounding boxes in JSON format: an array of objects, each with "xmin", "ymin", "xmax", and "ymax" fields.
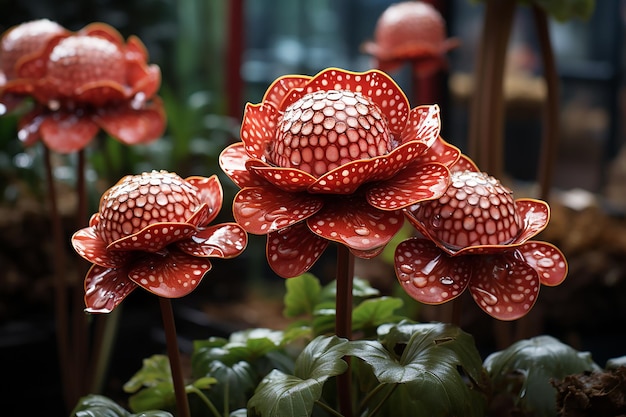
[
  {"xmin": 205, "ymin": 360, "xmax": 258, "ymax": 411},
  {"xmin": 128, "ymin": 382, "xmax": 176, "ymax": 412},
  {"xmin": 247, "ymin": 370, "xmax": 322, "ymax": 417},
  {"xmin": 123, "ymin": 355, "xmax": 171, "ymax": 394},
  {"xmin": 484, "ymin": 335, "xmax": 600, "ymax": 417},
  {"xmin": 319, "ymin": 276, "xmax": 380, "ymax": 302},
  {"xmin": 294, "ymin": 335, "xmax": 350, "ymax": 380},
  {"xmin": 71, "ymin": 394, "xmax": 173, "ymax": 417},
  {"xmin": 193, "ymin": 376, "xmax": 218, "ymax": 390},
  {"xmin": 193, "ymin": 336, "xmax": 228, "ymax": 352},
  {"xmin": 230, "ymin": 409, "xmax": 248, "ymax": 417},
  {"xmin": 351, "ymin": 296, "xmax": 403, "ymax": 332},
  {"xmin": 283, "ymin": 273, "xmax": 321, "ymax": 317},
  {"xmin": 311, "ymin": 301, "xmax": 337, "ymax": 335}
]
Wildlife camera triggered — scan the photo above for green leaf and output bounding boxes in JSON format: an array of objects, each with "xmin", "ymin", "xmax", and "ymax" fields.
[
  {"xmin": 311, "ymin": 301, "xmax": 337, "ymax": 335},
  {"xmin": 71, "ymin": 395, "xmax": 173, "ymax": 417},
  {"xmin": 206, "ymin": 360, "xmax": 258, "ymax": 410},
  {"xmin": 348, "ymin": 322, "xmax": 488, "ymax": 417},
  {"xmin": 123, "ymin": 355, "xmax": 171, "ymax": 394},
  {"xmin": 319, "ymin": 276, "xmax": 380, "ymax": 302},
  {"xmin": 352, "ymin": 296, "xmax": 403, "ymax": 332},
  {"xmin": 294, "ymin": 335, "xmax": 350, "ymax": 380},
  {"xmin": 193, "ymin": 376, "xmax": 218, "ymax": 390},
  {"xmin": 484, "ymin": 335, "xmax": 600, "ymax": 417},
  {"xmin": 128, "ymin": 382, "xmax": 176, "ymax": 412},
  {"xmin": 283, "ymin": 273, "xmax": 321, "ymax": 317}
]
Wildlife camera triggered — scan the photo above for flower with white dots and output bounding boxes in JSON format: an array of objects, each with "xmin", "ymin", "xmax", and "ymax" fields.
[
  {"xmin": 394, "ymin": 160, "xmax": 568, "ymax": 320},
  {"xmin": 219, "ymin": 67, "xmax": 460, "ymax": 278},
  {"xmin": 72, "ymin": 171, "xmax": 248, "ymax": 313}
]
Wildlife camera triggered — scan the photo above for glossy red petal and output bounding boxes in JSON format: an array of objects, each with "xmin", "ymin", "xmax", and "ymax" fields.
[
  {"xmin": 349, "ymin": 245, "xmax": 386, "ymax": 259},
  {"xmin": 84, "ymin": 264, "xmax": 137, "ymax": 314},
  {"xmin": 266, "ymin": 222, "xmax": 329, "ymax": 278},
  {"xmin": 287, "ymin": 68, "xmax": 410, "ymax": 135},
  {"xmin": 124, "ymin": 35, "xmax": 149, "ymax": 62},
  {"xmin": 367, "ymin": 162, "xmax": 449, "ymax": 210},
  {"xmin": 307, "ymin": 196, "xmax": 404, "ymax": 252},
  {"xmin": 515, "ymin": 199, "xmax": 550, "ymax": 243},
  {"xmin": 308, "ymin": 158, "xmax": 379, "ymax": 194},
  {"xmin": 394, "ymin": 238, "xmax": 470, "ymax": 304},
  {"xmin": 233, "ymin": 186, "xmax": 323, "ymax": 234},
  {"xmin": 107, "ymin": 221, "xmax": 198, "ymax": 252},
  {"xmin": 95, "ymin": 100, "xmax": 166, "ymax": 145},
  {"xmin": 262, "ymin": 74, "xmax": 311, "ymax": 108},
  {"xmin": 187, "ymin": 175, "xmax": 223, "ymax": 225},
  {"xmin": 247, "ymin": 160, "xmax": 316, "ymax": 192},
  {"xmin": 129, "ymin": 64, "xmax": 161, "ymax": 99},
  {"xmin": 450, "ymin": 153, "xmax": 479, "ymax": 173},
  {"xmin": 40, "ymin": 113, "xmax": 99, "ymax": 153},
  {"xmin": 79, "ymin": 22, "xmax": 125, "ymax": 46},
  {"xmin": 177, "ymin": 223, "xmax": 248, "ymax": 258},
  {"xmin": 469, "ymin": 253, "xmax": 540, "ymax": 321},
  {"xmin": 367, "ymin": 140, "xmax": 429, "ymax": 182},
  {"xmin": 128, "ymin": 249, "xmax": 211, "ymax": 298},
  {"xmin": 74, "ymin": 81, "xmax": 128, "ymax": 104},
  {"xmin": 72, "ymin": 227, "xmax": 129, "ymax": 268},
  {"xmin": 399, "ymin": 104, "xmax": 440, "ymax": 147},
  {"xmin": 240, "ymin": 102, "xmax": 279, "ymax": 160},
  {"xmin": 413, "ymin": 136, "xmax": 461, "ymax": 168},
  {"xmin": 17, "ymin": 111, "xmax": 44, "ymax": 147},
  {"xmin": 219, "ymin": 143, "xmax": 266, "ymax": 188},
  {"xmin": 518, "ymin": 241, "xmax": 568, "ymax": 286}
]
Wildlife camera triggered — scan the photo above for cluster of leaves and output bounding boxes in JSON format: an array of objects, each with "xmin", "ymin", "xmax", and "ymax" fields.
[{"xmin": 72, "ymin": 274, "xmax": 605, "ymax": 417}]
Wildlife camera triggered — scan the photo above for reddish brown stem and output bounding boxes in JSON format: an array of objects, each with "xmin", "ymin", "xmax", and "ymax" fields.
[
  {"xmin": 159, "ymin": 297, "xmax": 191, "ymax": 417},
  {"xmin": 336, "ymin": 244, "xmax": 354, "ymax": 417},
  {"xmin": 532, "ymin": 5, "xmax": 560, "ymax": 202},
  {"xmin": 43, "ymin": 146, "xmax": 73, "ymax": 409}
]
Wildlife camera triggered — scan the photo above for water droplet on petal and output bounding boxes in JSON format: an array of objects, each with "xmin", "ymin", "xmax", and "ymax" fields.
[
  {"xmin": 238, "ymin": 207, "xmax": 258, "ymax": 218},
  {"xmin": 412, "ymin": 276, "xmax": 428, "ymax": 288},
  {"xmin": 276, "ymin": 246, "xmax": 299, "ymax": 259},
  {"xmin": 474, "ymin": 287, "xmax": 498, "ymax": 305},
  {"xmin": 536, "ymin": 258, "xmax": 554, "ymax": 268},
  {"xmin": 440, "ymin": 276, "xmax": 454, "ymax": 285},
  {"xmin": 430, "ymin": 214, "xmax": 442, "ymax": 228},
  {"xmin": 399, "ymin": 264, "xmax": 414, "ymax": 274},
  {"xmin": 510, "ymin": 293, "xmax": 525, "ymax": 303},
  {"xmin": 354, "ymin": 227, "xmax": 370, "ymax": 236},
  {"xmin": 48, "ymin": 100, "xmax": 60, "ymax": 110}
]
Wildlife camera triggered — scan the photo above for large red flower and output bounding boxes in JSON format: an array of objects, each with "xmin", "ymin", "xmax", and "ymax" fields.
[
  {"xmin": 0, "ymin": 21, "xmax": 164, "ymax": 153},
  {"xmin": 394, "ymin": 162, "xmax": 567, "ymax": 320},
  {"xmin": 220, "ymin": 68, "xmax": 460, "ymax": 278},
  {"xmin": 362, "ymin": 1, "xmax": 458, "ymax": 77},
  {"xmin": 72, "ymin": 171, "xmax": 248, "ymax": 313}
]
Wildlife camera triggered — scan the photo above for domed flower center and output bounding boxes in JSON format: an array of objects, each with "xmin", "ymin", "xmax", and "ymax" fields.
[
  {"xmin": 97, "ymin": 171, "xmax": 201, "ymax": 245},
  {"xmin": 410, "ymin": 170, "xmax": 522, "ymax": 249},
  {"xmin": 267, "ymin": 89, "xmax": 393, "ymax": 177},
  {"xmin": 47, "ymin": 36, "xmax": 125, "ymax": 97}
]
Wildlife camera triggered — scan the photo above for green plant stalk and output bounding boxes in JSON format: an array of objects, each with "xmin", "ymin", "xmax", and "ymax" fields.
[
  {"xmin": 532, "ymin": 4, "xmax": 560, "ymax": 202},
  {"xmin": 188, "ymin": 386, "xmax": 222, "ymax": 417},
  {"xmin": 315, "ymin": 399, "xmax": 345, "ymax": 417},
  {"xmin": 43, "ymin": 146, "xmax": 73, "ymax": 409},
  {"xmin": 365, "ymin": 384, "xmax": 398, "ymax": 417},
  {"xmin": 335, "ymin": 244, "xmax": 354, "ymax": 417},
  {"xmin": 159, "ymin": 297, "xmax": 191, "ymax": 417}
]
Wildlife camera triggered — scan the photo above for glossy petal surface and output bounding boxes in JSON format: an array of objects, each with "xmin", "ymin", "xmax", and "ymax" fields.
[
  {"xmin": 394, "ymin": 238, "xmax": 470, "ymax": 304},
  {"xmin": 128, "ymin": 249, "xmax": 212, "ymax": 298},
  {"xmin": 95, "ymin": 100, "xmax": 165, "ymax": 145},
  {"xmin": 107, "ymin": 221, "xmax": 199, "ymax": 252},
  {"xmin": 240, "ymin": 102, "xmax": 279, "ymax": 160},
  {"xmin": 469, "ymin": 253, "xmax": 540, "ymax": 321},
  {"xmin": 515, "ymin": 199, "xmax": 550, "ymax": 243},
  {"xmin": 307, "ymin": 196, "xmax": 404, "ymax": 251},
  {"xmin": 84, "ymin": 265, "xmax": 137, "ymax": 313},
  {"xmin": 40, "ymin": 113, "xmax": 99, "ymax": 153},
  {"xmin": 518, "ymin": 241, "xmax": 568, "ymax": 286},
  {"xmin": 72, "ymin": 227, "xmax": 129, "ymax": 268},
  {"xmin": 219, "ymin": 143, "xmax": 265, "ymax": 188},
  {"xmin": 366, "ymin": 162, "xmax": 449, "ymax": 210},
  {"xmin": 248, "ymin": 161, "xmax": 317, "ymax": 192},
  {"xmin": 187, "ymin": 175, "xmax": 223, "ymax": 225},
  {"xmin": 399, "ymin": 105, "xmax": 441, "ymax": 146},
  {"xmin": 233, "ymin": 186, "xmax": 323, "ymax": 234},
  {"xmin": 266, "ymin": 222, "xmax": 329, "ymax": 278},
  {"xmin": 262, "ymin": 74, "xmax": 310, "ymax": 107},
  {"xmin": 177, "ymin": 223, "xmax": 248, "ymax": 258},
  {"xmin": 414, "ymin": 136, "xmax": 460, "ymax": 168}
]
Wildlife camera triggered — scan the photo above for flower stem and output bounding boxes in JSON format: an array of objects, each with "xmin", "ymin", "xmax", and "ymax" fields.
[
  {"xmin": 43, "ymin": 146, "xmax": 73, "ymax": 409},
  {"xmin": 189, "ymin": 386, "xmax": 222, "ymax": 417},
  {"xmin": 335, "ymin": 244, "xmax": 354, "ymax": 417},
  {"xmin": 159, "ymin": 297, "xmax": 191, "ymax": 417}
]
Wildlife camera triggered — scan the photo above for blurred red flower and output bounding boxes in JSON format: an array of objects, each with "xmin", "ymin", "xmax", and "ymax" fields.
[
  {"xmin": 395, "ymin": 162, "xmax": 567, "ymax": 320},
  {"xmin": 72, "ymin": 171, "xmax": 247, "ymax": 313},
  {"xmin": 0, "ymin": 21, "xmax": 164, "ymax": 153},
  {"xmin": 220, "ymin": 67, "xmax": 460, "ymax": 278}
]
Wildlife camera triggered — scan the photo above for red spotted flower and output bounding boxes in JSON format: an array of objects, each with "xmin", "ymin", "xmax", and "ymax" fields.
[
  {"xmin": 0, "ymin": 21, "xmax": 164, "ymax": 153},
  {"xmin": 394, "ymin": 161, "xmax": 567, "ymax": 320},
  {"xmin": 71, "ymin": 171, "xmax": 247, "ymax": 313},
  {"xmin": 362, "ymin": 1, "xmax": 458, "ymax": 77},
  {"xmin": 219, "ymin": 67, "xmax": 460, "ymax": 278}
]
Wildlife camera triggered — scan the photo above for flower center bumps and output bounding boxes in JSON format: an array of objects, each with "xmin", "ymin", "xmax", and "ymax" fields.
[
  {"xmin": 410, "ymin": 170, "xmax": 522, "ymax": 249},
  {"xmin": 98, "ymin": 171, "xmax": 202, "ymax": 245},
  {"xmin": 268, "ymin": 89, "xmax": 393, "ymax": 177}
]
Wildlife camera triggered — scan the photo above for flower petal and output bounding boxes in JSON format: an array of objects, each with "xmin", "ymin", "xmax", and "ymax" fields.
[
  {"xmin": 187, "ymin": 175, "xmax": 223, "ymax": 225},
  {"xmin": 84, "ymin": 264, "xmax": 137, "ymax": 314},
  {"xmin": 367, "ymin": 162, "xmax": 449, "ymax": 210},
  {"xmin": 72, "ymin": 227, "xmax": 129, "ymax": 267},
  {"xmin": 177, "ymin": 223, "xmax": 248, "ymax": 258},
  {"xmin": 128, "ymin": 249, "xmax": 211, "ymax": 298},
  {"xmin": 95, "ymin": 99, "xmax": 165, "ymax": 145},
  {"xmin": 450, "ymin": 153, "xmax": 479, "ymax": 173},
  {"xmin": 399, "ymin": 104, "xmax": 440, "ymax": 147},
  {"xmin": 515, "ymin": 199, "xmax": 550, "ymax": 243},
  {"xmin": 240, "ymin": 102, "xmax": 279, "ymax": 160},
  {"xmin": 286, "ymin": 68, "xmax": 410, "ymax": 135},
  {"xmin": 17, "ymin": 110, "xmax": 44, "ymax": 147},
  {"xmin": 518, "ymin": 241, "xmax": 568, "ymax": 286},
  {"xmin": 233, "ymin": 186, "xmax": 323, "ymax": 234},
  {"xmin": 414, "ymin": 136, "xmax": 461, "ymax": 168},
  {"xmin": 107, "ymin": 221, "xmax": 198, "ymax": 252},
  {"xmin": 262, "ymin": 74, "xmax": 311, "ymax": 108},
  {"xmin": 219, "ymin": 143, "xmax": 266, "ymax": 188},
  {"xmin": 307, "ymin": 195, "xmax": 404, "ymax": 252},
  {"xmin": 394, "ymin": 237, "xmax": 470, "ymax": 304},
  {"xmin": 247, "ymin": 160, "xmax": 317, "ymax": 192},
  {"xmin": 349, "ymin": 245, "xmax": 386, "ymax": 259},
  {"xmin": 266, "ymin": 222, "xmax": 329, "ymax": 278},
  {"xmin": 469, "ymin": 253, "xmax": 540, "ymax": 321},
  {"xmin": 40, "ymin": 113, "xmax": 99, "ymax": 153}
]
